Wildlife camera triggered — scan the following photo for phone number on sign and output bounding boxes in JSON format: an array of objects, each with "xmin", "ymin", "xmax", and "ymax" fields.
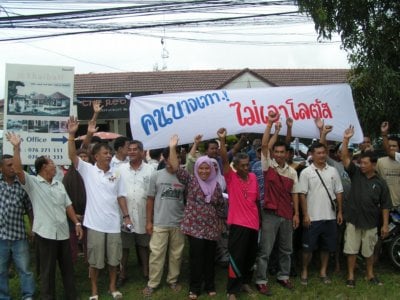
[{"xmin": 27, "ymin": 154, "xmax": 64, "ymax": 160}]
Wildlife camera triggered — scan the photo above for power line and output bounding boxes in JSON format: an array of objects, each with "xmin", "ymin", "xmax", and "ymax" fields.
[
  {"xmin": 0, "ymin": 10, "xmax": 300, "ymax": 42},
  {"xmin": 20, "ymin": 41, "xmax": 128, "ymax": 71}
]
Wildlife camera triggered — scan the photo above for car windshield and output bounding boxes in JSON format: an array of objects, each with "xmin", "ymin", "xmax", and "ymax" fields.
[{"xmin": 290, "ymin": 141, "xmax": 308, "ymax": 155}]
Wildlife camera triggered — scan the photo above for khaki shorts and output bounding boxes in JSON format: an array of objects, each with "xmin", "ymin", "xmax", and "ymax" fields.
[
  {"xmin": 87, "ymin": 228, "xmax": 122, "ymax": 269},
  {"xmin": 343, "ymin": 223, "xmax": 378, "ymax": 258},
  {"xmin": 121, "ymin": 231, "xmax": 150, "ymax": 248}
]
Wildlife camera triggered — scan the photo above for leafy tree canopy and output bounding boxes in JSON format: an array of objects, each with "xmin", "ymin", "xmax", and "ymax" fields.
[{"xmin": 297, "ymin": 0, "xmax": 400, "ymax": 137}]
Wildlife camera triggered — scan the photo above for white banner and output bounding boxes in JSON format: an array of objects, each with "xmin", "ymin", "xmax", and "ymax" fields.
[
  {"xmin": 3, "ymin": 63, "xmax": 74, "ymax": 165},
  {"xmin": 129, "ymin": 84, "xmax": 363, "ymax": 149}
]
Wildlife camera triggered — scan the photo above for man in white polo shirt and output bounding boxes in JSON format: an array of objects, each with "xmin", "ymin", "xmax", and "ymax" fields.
[
  {"xmin": 67, "ymin": 116, "xmax": 132, "ymax": 300},
  {"xmin": 299, "ymin": 142, "xmax": 343, "ymax": 286}
]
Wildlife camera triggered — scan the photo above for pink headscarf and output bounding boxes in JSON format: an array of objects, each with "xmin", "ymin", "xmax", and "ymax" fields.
[{"xmin": 194, "ymin": 156, "xmax": 218, "ymax": 203}]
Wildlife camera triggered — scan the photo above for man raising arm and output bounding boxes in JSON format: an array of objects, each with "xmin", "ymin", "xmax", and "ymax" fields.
[{"xmin": 67, "ymin": 116, "xmax": 132, "ymax": 300}]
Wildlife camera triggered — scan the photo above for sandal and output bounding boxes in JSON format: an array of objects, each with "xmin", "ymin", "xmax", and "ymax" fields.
[
  {"xmin": 143, "ymin": 286, "xmax": 154, "ymax": 297},
  {"xmin": 346, "ymin": 279, "xmax": 355, "ymax": 288},
  {"xmin": 170, "ymin": 283, "xmax": 182, "ymax": 292},
  {"xmin": 227, "ymin": 294, "xmax": 237, "ymax": 300},
  {"xmin": 189, "ymin": 291, "xmax": 198, "ymax": 299},
  {"xmin": 368, "ymin": 277, "xmax": 383, "ymax": 286},
  {"xmin": 109, "ymin": 290, "xmax": 123, "ymax": 299},
  {"xmin": 300, "ymin": 277, "xmax": 308, "ymax": 286},
  {"xmin": 208, "ymin": 291, "xmax": 217, "ymax": 296},
  {"xmin": 116, "ymin": 276, "xmax": 127, "ymax": 288},
  {"xmin": 89, "ymin": 296, "xmax": 98, "ymax": 300},
  {"xmin": 320, "ymin": 276, "xmax": 331, "ymax": 284}
]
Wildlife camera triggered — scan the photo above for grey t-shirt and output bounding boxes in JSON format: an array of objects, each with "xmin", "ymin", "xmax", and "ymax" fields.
[
  {"xmin": 327, "ymin": 157, "xmax": 351, "ymax": 200},
  {"xmin": 148, "ymin": 169, "xmax": 185, "ymax": 227}
]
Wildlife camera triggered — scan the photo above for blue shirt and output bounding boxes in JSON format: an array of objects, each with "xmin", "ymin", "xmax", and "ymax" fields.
[{"xmin": 251, "ymin": 160, "xmax": 264, "ymax": 207}]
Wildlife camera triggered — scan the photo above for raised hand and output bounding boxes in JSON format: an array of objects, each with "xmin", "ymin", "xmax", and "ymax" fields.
[
  {"xmin": 274, "ymin": 121, "xmax": 282, "ymax": 133},
  {"xmin": 6, "ymin": 132, "xmax": 21, "ymax": 147},
  {"xmin": 193, "ymin": 134, "xmax": 203, "ymax": 144},
  {"xmin": 87, "ymin": 119, "xmax": 99, "ymax": 135},
  {"xmin": 92, "ymin": 100, "xmax": 103, "ymax": 114},
  {"xmin": 169, "ymin": 134, "xmax": 179, "ymax": 148},
  {"xmin": 344, "ymin": 125, "xmax": 354, "ymax": 139},
  {"xmin": 322, "ymin": 124, "xmax": 333, "ymax": 135},
  {"xmin": 286, "ymin": 117, "xmax": 293, "ymax": 128},
  {"xmin": 217, "ymin": 128, "xmax": 227, "ymax": 139},
  {"xmin": 267, "ymin": 111, "xmax": 280, "ymax": 126},
  {"xmin": 314, "ymin": 118, "xmax": 324, "ymax": 130},
  {"xmin": 238, "ymin": 134, "xmax": 249, "ymax": 146},
  {"xmin": 67, "ymin": 116, "xmax": 80, "ymax": 135},
  {"xmin": 381, "ymin": 121, "xmax": 389, "ymax": 134}
]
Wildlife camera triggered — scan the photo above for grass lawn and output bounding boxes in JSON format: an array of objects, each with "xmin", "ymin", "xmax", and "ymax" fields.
[{"xmin": 8, "ymin": 243, "xmax": 400, "ymax": 299}]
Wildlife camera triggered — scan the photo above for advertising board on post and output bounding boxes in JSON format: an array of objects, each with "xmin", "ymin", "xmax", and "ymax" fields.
[{"xmin": 3, "ymin": 63, "xmax": 74, "ymax": 165}]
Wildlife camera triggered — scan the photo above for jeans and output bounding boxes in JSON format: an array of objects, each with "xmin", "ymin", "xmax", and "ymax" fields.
[
  {"xmin": 255, "ymin": 211, "xmax": 293, "ymax": 284},
  {"xmin": 0, "ymin": 239, "xmax": 35, "ymax": 300}
]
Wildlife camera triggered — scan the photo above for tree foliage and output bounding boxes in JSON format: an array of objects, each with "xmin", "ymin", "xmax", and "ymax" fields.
[{"xmin": 297, "ymin": 0, "xmax": 400, "ymax": 137}]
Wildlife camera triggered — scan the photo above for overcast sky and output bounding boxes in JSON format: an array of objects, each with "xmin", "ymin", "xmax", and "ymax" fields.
[{"xmin": 0, "ymin": 1, "xmax": 350, "ymax": 98}]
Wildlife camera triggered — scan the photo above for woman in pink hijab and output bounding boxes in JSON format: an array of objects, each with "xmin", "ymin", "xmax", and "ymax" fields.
[{"xmin": 169, "ymin": 135, "xmax": 225, "ymax": 300}]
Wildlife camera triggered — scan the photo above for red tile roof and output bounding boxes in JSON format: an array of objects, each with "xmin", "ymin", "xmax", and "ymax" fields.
[{"xmin": 74, "ymin": 68, "xmax": 349, "ymax": 95}]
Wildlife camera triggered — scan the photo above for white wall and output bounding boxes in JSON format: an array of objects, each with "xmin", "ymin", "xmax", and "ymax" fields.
[{"xmin": 222, "ymin": 72, "xmax": 274, "ymax": 89}]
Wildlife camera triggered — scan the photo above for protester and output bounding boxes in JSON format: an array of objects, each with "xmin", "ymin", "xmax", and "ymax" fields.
[
  {"xmin": 143, "ymin": 145, "xmax": 186, "ymax": 297},
  {"xmin": 218, "ymin": 128, "xmax": 260, "ymax": 300},
  {"xmin": 298, "ymin": 142, "xmax": 343, "ymax": 285},
  {"xmin": 147, "ymin": 148, "xmax": 163, "ymax": 170},
  {"xmin": 67, "ymin": 116, "xmax": 133, "ymax": 300},
  {"xmin": 247, "ymin": 138, "xmax": 261, "ymax": 165},
  {"xmin": 170, "ymin": 134, "xmax": 225, "ymax": 299},
  {"xmin": 117, "ymin": 140, "xmax": 154, "ymax": 285},
  {"xmin": 341, "ymin": 125, "xmax": 392, "ymax": 287},
  {"xmin": 379, "ymin": 121, "xmax": 400, "ymax": 207},
  {"xmin": 0, "ymin": 154, "xmax": 35, "ymax": 300},
  {"xmin": 255, "ymin": 113, "xmax": 299, "ymax": 295},
  {"xmin": 110, "ymin": 136, "xmax": 130, "ymax": 169},
  {"xmin": 7, "ymin": 132, "xmax": 83, "ymax": 300},
  {"xmin": 62, "ymin": 148, "xmax": 89, "ymax": 263}
]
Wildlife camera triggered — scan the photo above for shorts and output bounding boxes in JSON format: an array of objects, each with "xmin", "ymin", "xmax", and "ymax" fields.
[
  {"xmin": 343, "ymin": 223, "xmax": 378, "ymax": 258},
  {"xmin": 302, "ymin": 219, "xmax": 337, "ymax": 252},
  {"xmin": 87, "ymin": 228, "xmax": 122, "ymax": 269},
  {"xmin": 121, "ymin": 231, "xmax": 151, "ymax": 248}
]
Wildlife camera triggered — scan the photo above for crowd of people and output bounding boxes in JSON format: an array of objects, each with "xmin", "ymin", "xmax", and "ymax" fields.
[{"xmin": 1, "ymin": 101, "xmax": 400, "ymax": 299}]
